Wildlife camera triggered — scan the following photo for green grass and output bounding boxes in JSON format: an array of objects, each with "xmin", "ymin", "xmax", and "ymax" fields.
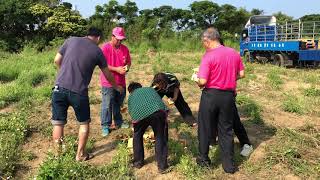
[
  {"xmin": 0, "ymin": 46, "xmax": 57, "ymax": 177},
  {"xmin": 0, "ymin": 112, "xmax": 28, "ymax": 177},
  {"xmin": 0, "ymin": 47, "xmax": 56, "ymax": 108},
  {"xmin": 304, "ymin": 87, "xmax": 320, "ymax": 97},
  {"xmin": 282, "ymin": 94, "xmax": 304, "ymax": 114},
  {"xmin": 36, "ymin": 138, "xmax": 133, "ymax": 179},
  {"xmin": 236, "ymin": 94, "xmax": 263, "ymax": 124},
  {"xmin": 264, "ymin": 128, "xmax": 320, "ymax": 178},
  {"xmin": 267, "ymin": 68, "xmax": 283, "ymax": 89}
]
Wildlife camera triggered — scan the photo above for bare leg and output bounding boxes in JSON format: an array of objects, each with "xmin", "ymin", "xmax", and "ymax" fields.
[
  {"xmin": 52, "ymin": 125, "xmax": 64, "ymax": 155},
  {"xmin": 76, "ymin": 123, "xmax": 89, "ymax": 160}
]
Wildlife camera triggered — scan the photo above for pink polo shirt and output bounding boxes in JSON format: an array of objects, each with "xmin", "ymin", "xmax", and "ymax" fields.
[
  {"xmin": 197, "ymin": 45, "xmax": 244, "ymax": 91},
  {"xmin": 100, "ymin": 43, "xmax": 131, "ymax": 87}
]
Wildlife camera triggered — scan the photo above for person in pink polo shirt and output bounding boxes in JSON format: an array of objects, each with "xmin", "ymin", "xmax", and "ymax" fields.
[
  {"xmin": 100, "ymin": 27, "xmax": 131, "ymax": 136},
  {"xmin": 195, "ymin": 27, "xmax": 245, "ymax": 174}
]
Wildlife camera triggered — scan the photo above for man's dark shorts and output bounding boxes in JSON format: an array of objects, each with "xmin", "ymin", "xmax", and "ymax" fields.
[{"xmin": 51, "ymin": 86, "xmax": 91, "ymax": 125}]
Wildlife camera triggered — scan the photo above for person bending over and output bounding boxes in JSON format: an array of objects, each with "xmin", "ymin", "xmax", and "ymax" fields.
[
  {"xmin": 128, "ymin": 82, "xmax": 169, "ymax": 173},
  {"xmin": 151, "ymin": 72, "xmax": 197, "ymax": 127}
]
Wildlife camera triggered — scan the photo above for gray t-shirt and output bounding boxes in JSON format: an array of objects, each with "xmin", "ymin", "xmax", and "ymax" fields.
[{"xmin": 55, "ymin": 37, "xmax": 107, "ymax": 96}]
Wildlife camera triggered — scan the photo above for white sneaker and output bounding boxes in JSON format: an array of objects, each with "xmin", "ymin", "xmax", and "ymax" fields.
[{"xmin": 240, "ymin": 144, "xmax": 253, "ymax": 157}]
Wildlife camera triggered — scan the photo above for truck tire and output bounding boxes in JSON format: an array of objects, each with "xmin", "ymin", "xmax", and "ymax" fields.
[{"xmin": 273, "ymin": 54, "xmax": 285, "ymax": 67}]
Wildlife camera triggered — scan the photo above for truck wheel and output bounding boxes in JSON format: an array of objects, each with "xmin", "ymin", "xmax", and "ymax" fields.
[{"xmin": 273, "ymin": 54, "xmax": 285, "ymax": 67}]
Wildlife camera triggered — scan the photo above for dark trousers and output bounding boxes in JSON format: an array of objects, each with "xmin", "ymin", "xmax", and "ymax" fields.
[
  {"xmin": 133, "ymin": 111, "xmax": 168, "ymax": 170},
  {"xmin": 233, "ymin": 105, "xmax": 251, "ymax": 147},
  {"xmin": 159, "ymin": 90, "xmax": 196, "ymax": 125},
  {"xmin": 211, "ymin": 103, "xmax": 251, "ymax": 147},
  {"xmin": 198, "ymin": 88, "xmax": 237, "ymax": 173}
]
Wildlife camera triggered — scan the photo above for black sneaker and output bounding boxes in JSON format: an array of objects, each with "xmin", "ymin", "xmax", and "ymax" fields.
[
  {"xmin": 131, "ymin": 161, "xmax": 144, "ymax": 169},
  {"xmin": 196, "ymin": 157, "xmax": 211, "ymax": 167},
  {"xmin": 224, "ymin": 167, "xmax": 239, "ymax": 174},
  {"xmin": 158, "ymin": 165, "xmax": 169, "ymax": 174}
]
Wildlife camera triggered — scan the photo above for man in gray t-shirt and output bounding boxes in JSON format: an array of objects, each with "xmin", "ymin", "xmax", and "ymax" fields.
[{"xmin": 51, "ymin": 27, "xmax": 123, "ymax": 161}]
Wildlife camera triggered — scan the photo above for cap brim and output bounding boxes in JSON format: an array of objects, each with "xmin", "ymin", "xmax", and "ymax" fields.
[{"xmin": 114, "ymin": 35, "xmax": 126, "ymax": 40}]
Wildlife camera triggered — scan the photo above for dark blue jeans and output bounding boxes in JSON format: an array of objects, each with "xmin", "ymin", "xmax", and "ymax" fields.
[
  {"xmin": 100, "ymin": 87, "xmax": 126, "ymax": 128},
  {"xmin": 51, "ymin": 86, "xmax": 90, "ymax": 125}
]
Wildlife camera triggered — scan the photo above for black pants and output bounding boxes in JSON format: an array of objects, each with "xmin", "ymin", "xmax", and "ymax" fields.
[
  {"xmin": 133, "ymin": 111, "xmax": 168, "ymax": 170},
  {"xmin": 159, "ymin": 90, "xmax": 197, "ymax": 126},
  {"xmin": 211, "ymin": 103, "xmax": 251, "ymax": 147},
  {"xmin": 198, "ymin": 88, "xmax": 237, "ymax": 173}
]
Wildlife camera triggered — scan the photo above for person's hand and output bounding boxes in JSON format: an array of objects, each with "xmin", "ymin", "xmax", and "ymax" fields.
[
  {"xmin": 171, "ymin": 97, "xmax": 177, "ymax": 102},
  {"xmin": 115, "ymin": 66, "xmax": 126, "ymax": 75},
  {"xmin": 115, "ymin": 85, "xmax": 124, "ymax": 94}
]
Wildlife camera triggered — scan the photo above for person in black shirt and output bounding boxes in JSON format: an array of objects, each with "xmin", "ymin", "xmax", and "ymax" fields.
[{"xmin": 151, "ymin": 72, "xmax": 197, "ymax": 127}]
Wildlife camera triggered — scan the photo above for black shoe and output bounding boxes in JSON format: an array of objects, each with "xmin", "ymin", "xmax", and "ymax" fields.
[
  {"xmin": 196, "ymin": 157, "xmax": 211, "ymax": 167},
  {"xmin": 131, "ymin": 161, "xmax": 144, "ymax": 169},
  {"xmin": 158, "ymin": 165, "xmax": 169, "ymax": 174},
  {"xmin": 224, "ymin": 167, "xmax": 239, "ymax": 174}
]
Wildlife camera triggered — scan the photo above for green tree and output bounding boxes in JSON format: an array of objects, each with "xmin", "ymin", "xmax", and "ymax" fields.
[
  {"xmin": 29, "ymin": 3, "xmax": 86, "ymax": 50},
  {"xmin": 118, "ymin": 0, "xmax": 138, "ymax": 25},
  {"xmin": 273, "ymin": 11, "xmax": 293, "ymax": 25},
  {"xmin": 300, "ymin": 14, "xmax": 320, "ymax": 21},
  {"xmin": 0, "ymin": 0, "xmax": 41, "ymax": 51},
  {"xmin": 189, "ymin": 1, "xmax": 221, "ymax": 29},
  {"xmin": 251, "ymin": 8, "xmax": 264, "ymax": 16}
]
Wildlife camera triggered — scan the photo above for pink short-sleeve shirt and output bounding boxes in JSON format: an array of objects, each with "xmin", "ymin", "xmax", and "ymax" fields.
[
  {"xmin": 100, "ymin": 43, "xmax": 131, "ymax": 87},
  {"xmin": 198, "ymin": 46, "xmax": 244, "ymax": 91}
]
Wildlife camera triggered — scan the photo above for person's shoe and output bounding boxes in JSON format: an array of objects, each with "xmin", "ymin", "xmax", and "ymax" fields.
[
  {"xmin": 132, "ymin": 163, "xmax": 143, "ymax": 169},
  {"xmin": 196, "ymin": 157, "xmax": 211, "ymax": 167},
  {"xmin": 158, "ymin": 164, "xmax": 169, "ymax": 174},
  {"xmin": 117, "ymin": 122, "xmax": 130, "ymax": 129},
  {"xmin": 240, "ymin": 144, "xmax": 253, "ymax": 157},
  {"xmin": 224, "ymin": 167, "xmax": 239, "ymax": 174},
  {"xmin": 102, "ymin": 126, "xmax": 110, "ymax": 137},
  {"xmin": 131, "ymin": 160, "xmax": 144, "ymax": 169}
]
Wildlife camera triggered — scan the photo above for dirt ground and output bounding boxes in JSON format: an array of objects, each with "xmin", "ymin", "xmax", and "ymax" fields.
[{"xmin": 13, "ymin": 53, "xmax": 320, "ymax": 179}]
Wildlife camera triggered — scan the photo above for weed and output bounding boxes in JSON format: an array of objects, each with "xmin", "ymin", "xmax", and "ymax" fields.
[
  {"xmin": 177, "ymin": 154, "xmax": 202, "ymax": 180},
  {"xmin": 282, "ymin": 94, "xmax": 304, "ymax": 114},
  {"xmin": 0, "ymin": 112, "xmax": 27, "ymax": 177},
  {"xmin": 37, "ymin": 139, "xmax": 133, "ymax": 179},
  {"xmin": 168, "ymin": 139, "xmax": 185, "ymax": 165},
  {"xmin": 236, "ymin": 94, "xmax": 263, "ymax": 124},
  {"xmin": 265, "ymin": 128, "xmax": 320, "ymax": 178},
  {"xmin": 304, "ymin": 87, "xmax": 320, "ymax": 97},
  {"xmin": 267, "ymin": 68, "xmax": 283, "ymax": 89}
]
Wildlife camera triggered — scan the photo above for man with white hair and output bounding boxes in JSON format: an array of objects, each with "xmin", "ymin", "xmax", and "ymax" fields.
[{"xmin": 196, "ymin": 27, "xmax": 245, "ymax": 173}]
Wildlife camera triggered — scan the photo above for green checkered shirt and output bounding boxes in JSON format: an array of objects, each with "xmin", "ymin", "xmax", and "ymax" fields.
[{"xmin": 128, "ymin": 87, "xmax": 168, "ymax": 122}]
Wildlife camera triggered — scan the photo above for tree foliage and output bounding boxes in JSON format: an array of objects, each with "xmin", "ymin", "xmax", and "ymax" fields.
[{"xmin": 0, "ymin": 0, "xmax": 311, "ymax": 52}]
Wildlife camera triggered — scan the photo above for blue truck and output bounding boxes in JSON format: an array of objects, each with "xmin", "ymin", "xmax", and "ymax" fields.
[{"xmin": 240, "ymin": 15, "xmax": 320, "ymax": 67}]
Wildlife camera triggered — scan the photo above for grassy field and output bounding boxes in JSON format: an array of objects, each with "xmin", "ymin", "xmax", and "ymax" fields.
[{"xmin": 0, "ymin": 41, "xmax": 319, "ymax": 179}]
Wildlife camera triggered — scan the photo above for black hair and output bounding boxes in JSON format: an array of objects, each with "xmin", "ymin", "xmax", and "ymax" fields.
[
  {"xmin": 87, "ymin": 27, "xmax": 103, "ymax": 37},
  {"xmin": 128, "ymin": 82, "xmax": 142, "ymax": 93},
  {"xmin": 152, "ymin": 73, "xmax": 167, "ymax": 87}
]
